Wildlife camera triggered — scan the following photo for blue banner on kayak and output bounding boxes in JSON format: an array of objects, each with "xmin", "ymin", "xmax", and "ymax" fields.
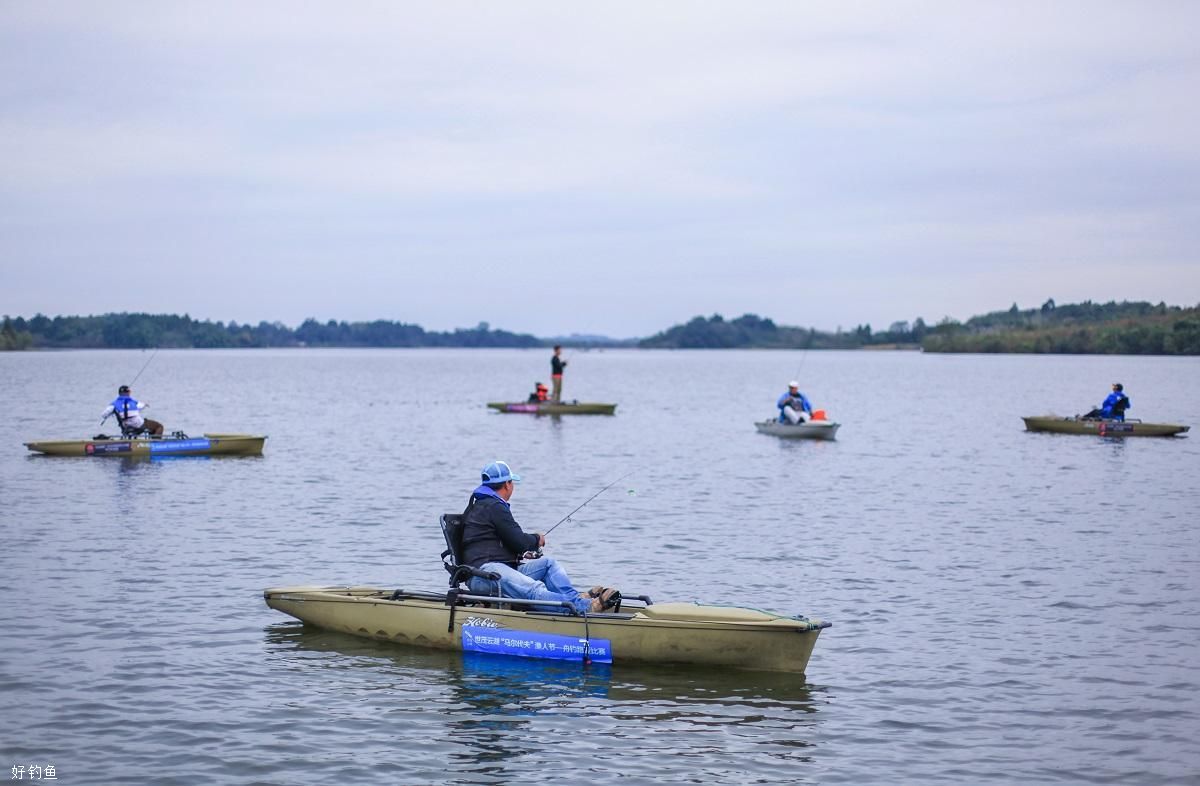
[
  {"xmin": 149, "ymin": 438, "xmax": 211, "ymax": 454},
  {"xmin": 462, "ymin": 625, "xmax": 612, "ymax": 663}
]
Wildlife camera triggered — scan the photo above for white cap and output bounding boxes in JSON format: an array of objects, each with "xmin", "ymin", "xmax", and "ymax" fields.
[{"xmin": 788, "ymin": 380, "xmax": 799, "ymax": 388}]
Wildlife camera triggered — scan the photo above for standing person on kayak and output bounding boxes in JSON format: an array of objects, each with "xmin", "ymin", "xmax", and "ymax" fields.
[
  {"xmin": 101, "ymin": 385, "xmax": 164, "ymax": 436},
  {"xmin": 460, "ymin": 460, "xmax": 619, "ymax": 614},
  {"xmin": 550, "ymin": 345, "xmax": 567, "ymax": 402},
  {"xmin": 777, "ymin": 381, "xmax": 813, "ymax": 424}
]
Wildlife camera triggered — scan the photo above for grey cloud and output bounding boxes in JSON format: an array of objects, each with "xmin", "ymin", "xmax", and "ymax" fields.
[{"xmin": 2, "ymin": 2, "xmax": 1199, "ymax": 335}]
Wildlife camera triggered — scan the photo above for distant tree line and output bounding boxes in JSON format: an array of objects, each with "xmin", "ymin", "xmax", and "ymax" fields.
[
  {"xmin": 5, "ymin": 300, "xmax": 1198, "ymax": 354},
  {"xmin": 0, "ymin": 313, "xmax": 541, "ymax": 350},
  {"xmin": 638, "ymin": 313, "xmax": 927, "ymax": 349},
  {"xmin": 637, "ymin": 300, "xmax": 1200, "ymax": 355},
  {"xmin": 920, "ymin": 299, "xmax": 1200, "ymax": 354}
]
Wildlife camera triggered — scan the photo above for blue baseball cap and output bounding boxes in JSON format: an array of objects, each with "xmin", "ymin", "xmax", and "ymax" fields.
[{"xmin": 481, "ymin": 460, "xmax": 521, "ymax": 484}]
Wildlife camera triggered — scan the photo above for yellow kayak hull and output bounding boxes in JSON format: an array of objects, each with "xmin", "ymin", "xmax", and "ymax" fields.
[
  {"xmin": 1022, "ymin": 417, "xmax": 1188, "ymax": 437},
  {"xmin": 487, "ymin": 402, "xmax": 617, "ymax": 415},
  {"xmin": 265, "ymin": 585, "xmax": 828, "ymax": 674},
  {"xmin": 24, "ymin": 433, "xmax": 267, "ymax": 456}
]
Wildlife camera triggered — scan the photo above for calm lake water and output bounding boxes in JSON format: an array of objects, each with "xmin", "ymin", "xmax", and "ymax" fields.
[{"xmin": 2, "ymin": 348, "xmax": 1198, "ymax": 785}]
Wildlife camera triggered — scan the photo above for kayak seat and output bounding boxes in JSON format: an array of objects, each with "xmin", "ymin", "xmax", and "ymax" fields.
[
  {"xmin": 440, "ymin": 514, "xmax": 501, "ymax": 594},
  {"xmin": 1111, "ymin": 396, "xmax": 1130, "ymax": 420}
]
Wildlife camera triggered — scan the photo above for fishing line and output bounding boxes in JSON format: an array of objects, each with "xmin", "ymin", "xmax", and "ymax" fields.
[
  {"xmin": 128, "ymin": 347, "xmax": 159, "ymax": 386},
  {"xmin": 544, "ymin": 470, "xmax": 637, "ymax": 537},
  {"xmin": 793, "ymin": 345, "xmax": 809, "ymax": 383}
]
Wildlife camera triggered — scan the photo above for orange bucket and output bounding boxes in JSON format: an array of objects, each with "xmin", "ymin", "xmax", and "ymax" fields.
[{"xmin": 812, "ymin": 409, "xmax": 827, "ymax": 421}]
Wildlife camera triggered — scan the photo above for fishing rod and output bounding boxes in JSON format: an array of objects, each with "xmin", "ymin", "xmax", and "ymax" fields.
[
  {"xmin": 128, "ymin": 347, "xmax": 159, "ymax": 387},
  {"xmin": 793, "ymin": 340, "xmax": 811, "ymax": 382},
  {"xmin": 781, "ymin": 346, "xmax": 809, "ymax": 404},
  {"xmin": 544, "ymin": 470, "xmax": 636, "ymax": 537}
]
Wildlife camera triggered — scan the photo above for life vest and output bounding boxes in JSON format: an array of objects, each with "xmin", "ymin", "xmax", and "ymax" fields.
[
  {"xmin": 110, "ymin": 395, "xmax": 139, "ymax": 423},
  {"xmin": 536, "ymin": 384, "xmax": 548, "ymax": 402},
  {"xmin": 109, "ymin": 395, "xmax": 145, "ymax": 430}
]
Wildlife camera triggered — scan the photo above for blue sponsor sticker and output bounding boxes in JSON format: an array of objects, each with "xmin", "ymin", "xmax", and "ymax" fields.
[
  {"xmin": 149, "ymin": 438, "xmax": 212, "ymax": 454},
  {"xmin": 462, "ymin": 625, "xmax": 612, "ymax": 663}
]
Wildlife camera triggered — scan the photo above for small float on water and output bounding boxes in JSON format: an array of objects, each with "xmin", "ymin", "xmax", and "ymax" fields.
[
  {"xmin": 264, "ymin": 514, "xmax": 830, "ymax": 673},
  {"xmin": 488, "ymin": 401, "xmax": 617, "ymax": 415},
  {"xmin": 24, "ymin": 432, "xmax": 267, "ymax": 457},
  {"xmin": 1021, "ymin": 416, "xmax": 1189, "ymax": 438},
  {"xmin": 754, "ymin": 410, "xmax": 840, "ymax": 440}
]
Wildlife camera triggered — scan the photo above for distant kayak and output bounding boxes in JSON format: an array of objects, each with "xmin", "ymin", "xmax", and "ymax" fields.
[
  {"xmin": 1022, "ymin": 416, "xmax": 1188, "ymax": 438},
  {"xmin": 754, "ymin": 420, "xmax": 840, "ymax": 440},
  {"xmin": 488, "ymin": 401, "xmax": 617, "ymax": 415},
  {"xmin": 24, "ymin": 433, "xmax": 267, "ymax": 457}
]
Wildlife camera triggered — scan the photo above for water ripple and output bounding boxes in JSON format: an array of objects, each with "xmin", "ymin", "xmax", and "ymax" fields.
[{"xmin": 2, "ymin": 349, "xmax": 1199, "ymax": 784}]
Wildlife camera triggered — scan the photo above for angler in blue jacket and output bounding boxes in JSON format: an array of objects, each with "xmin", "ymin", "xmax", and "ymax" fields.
[
  {"xmin": 101, "ymin": 385, "xmax": 164, "ymax": 436},
  {"xmin": 460, "ymin": 461, "xmax": 619, "ymax": 614},
  {"xmin": 777, "ymin": 381, "xmax": 813, "ymax": 424},
  {"xmin": 1082, "ymin": 383, "xmax": 1131, "ymax": 421}
]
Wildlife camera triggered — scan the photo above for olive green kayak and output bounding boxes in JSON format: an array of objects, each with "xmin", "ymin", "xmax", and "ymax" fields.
[
  {"xmin": 487, "ymin": 401, "xmax": 617, "ymax": 415},
  {"xmin": 264, "ymin": 585, "xmax": 829, "ymax": 674},
  {"xmin": 24, "ymin": 433, "xmax": 267, "ymax": 456},
  {"xmin": 754, "ymin": 420, "xmax": 840, "ymax": 440},
  {"xmin": 1022, "ymin": 416, "xmax": 1189, "ymax": 437}
]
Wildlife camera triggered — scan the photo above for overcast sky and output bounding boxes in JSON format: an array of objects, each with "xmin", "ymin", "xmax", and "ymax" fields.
[{"xmin": 2, "ymin": 2, "xmax": 1198, "ymax": 337}]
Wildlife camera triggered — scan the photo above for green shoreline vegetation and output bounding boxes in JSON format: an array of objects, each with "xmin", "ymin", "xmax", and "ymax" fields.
[
  {"xmin": 0, "ymin": 315, "xmax": 541, "ymax": 351},
  {"xmin": 3, "ymin": 299, "xmax": 1199, "ymax": 354},
  {"xmin": 919, "ymin": 299, "xmax": 1200, "ymax": 355},
  {"xmin": 638, "ymin": 300, "xmax": 1200, "ymax": 354}
]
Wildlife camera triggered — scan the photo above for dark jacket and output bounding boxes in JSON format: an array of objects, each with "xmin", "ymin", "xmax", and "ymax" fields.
[{"xmin": 460, "ymin": 486, "xmax": 539, "ymax": 568}]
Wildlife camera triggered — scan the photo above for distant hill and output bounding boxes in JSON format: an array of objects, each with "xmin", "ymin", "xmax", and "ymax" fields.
[
  {"xmin": 543, "ymin": 333, "xmax": 639, "ymax": 348},
  {"xmin": 638, "ymin": 313, "xmax": 920, "ymax": 350},
  {"xmin": 921, "ymin": 299, "xmax": 1200, "ymax": 354}
]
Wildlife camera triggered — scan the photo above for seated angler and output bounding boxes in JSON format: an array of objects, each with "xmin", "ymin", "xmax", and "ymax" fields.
[
  {"xmin": 777, "ymin": 380, "xmax": 813, "ymax": 424},
  {"xmin": 101, "ymin": 385, "xmax": 164, "ymax": 436},
  {"xmin": 527, "ymin": 382, "xmax": 549, "ymax": 403},
  {"xmin": 460, "ymin": 460, "xmax": 619, "ymax": 614},
  {"xmin": 1081, "ymin": 383, "xmax": 1131, "ymax": 421}
]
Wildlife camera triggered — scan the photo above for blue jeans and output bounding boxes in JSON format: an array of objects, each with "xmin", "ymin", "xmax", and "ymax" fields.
[{"xmin": 468, "ymin": 556, "xmax": 591, "ymax": 614}]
